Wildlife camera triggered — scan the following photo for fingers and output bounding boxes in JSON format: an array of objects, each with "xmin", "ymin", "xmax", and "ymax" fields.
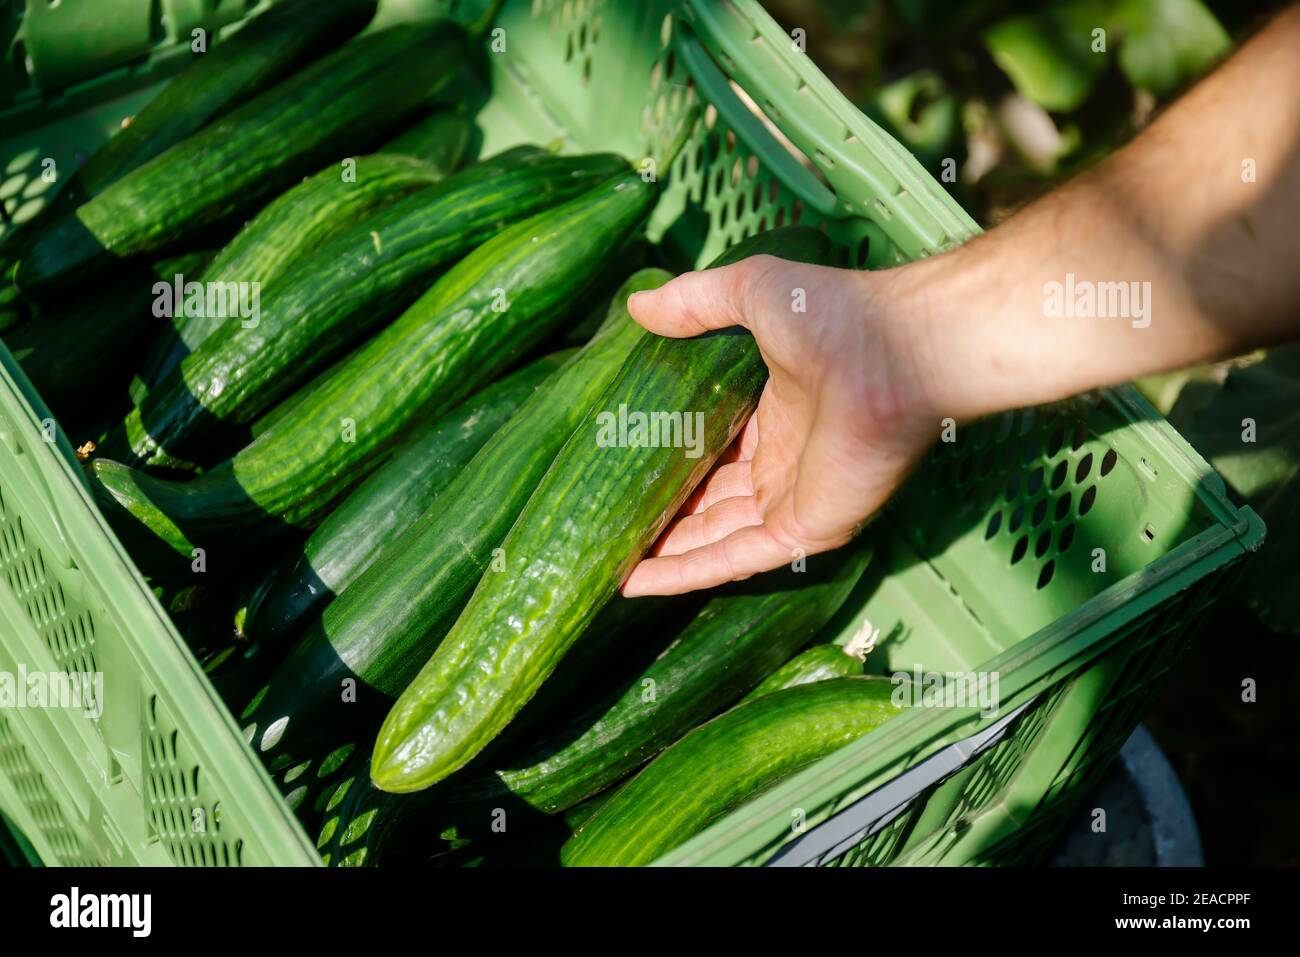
[
  {"xmin": 683, "ymin": 460, "xmax": 754, "ymax": 516},
  {"xmin": 653, "ymin": 494, "xmax": 761, "ymax": 556},
  {"xmin": 622, "ymin": 523, "xmax": 797, "ymax": 597},
  {"xmin": 626, "ymin": 256, "xmax": 782, "ymax": 338}
]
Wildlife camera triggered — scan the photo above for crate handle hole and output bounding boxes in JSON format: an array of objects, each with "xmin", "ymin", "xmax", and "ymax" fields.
[
  {"xmin": 1036, "ymin": 560, "xmax": 1056, "ymax": 589},
  {"xmin": 1100, "ymin": 447, "xmax": 1118, "ymax": 477},
  {"xmin": 1057, "ymin": 523, "xmax": 1076, "ymax": 553}
]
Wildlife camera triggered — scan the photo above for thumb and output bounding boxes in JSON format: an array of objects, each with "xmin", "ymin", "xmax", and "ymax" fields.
[{"xmin": 627, "ymin": 258, "xmax": 774, "ymax": 338}]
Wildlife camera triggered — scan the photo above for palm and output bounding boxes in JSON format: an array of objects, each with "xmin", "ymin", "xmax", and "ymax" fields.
[{"xmin": 623, "ymin": 260, "xmax": 932, "ymax": 597}]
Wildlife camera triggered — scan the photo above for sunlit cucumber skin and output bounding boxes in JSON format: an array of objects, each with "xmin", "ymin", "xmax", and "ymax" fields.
[
  {"xmin": 130, "ymin": 148, "xmax": 475, "ymax": 403},
  {"xmin": 562, "ymin": 677, "xmax": 904, "ymax": 866},
  {"xmin": 242, "ymin": 350, "xmax": 569, "ymax": 647},
  {"xmin": 116, "ymin": 149, "xmax": 624, "ymax": 468},
  {"xmin": 16, "ymin": 20, "xmax": 459, "ymax": 294},
  {"xmin": 226, "ymin": 210, "xmax": 663, "ymax": 767},
  {"xmin": 452, "ymin": 544, "xmax": 873, "ymax": 815},
  {"xmin": 740, "ymin": 642, "xmax": 866, "ymax": 704},
  {"xmin": 371, "ymin": 228, "xmax": 838, "ymax": 794}
]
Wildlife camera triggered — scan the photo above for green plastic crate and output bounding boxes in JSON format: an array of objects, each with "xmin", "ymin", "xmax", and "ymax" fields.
[{"xmin": 0, "ymin": 0, "xmax": 1263, "ymax": 867}]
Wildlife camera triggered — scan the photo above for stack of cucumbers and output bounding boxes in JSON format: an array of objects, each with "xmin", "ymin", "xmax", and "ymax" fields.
[{"xmin": 0, "ymin": 0, "xmax": 907, "ymax": 867}]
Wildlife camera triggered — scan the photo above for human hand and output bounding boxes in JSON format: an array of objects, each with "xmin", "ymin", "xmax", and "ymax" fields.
[{"xmin": 620, "ymin": 253, "xmax": 943, "ymax": 596}]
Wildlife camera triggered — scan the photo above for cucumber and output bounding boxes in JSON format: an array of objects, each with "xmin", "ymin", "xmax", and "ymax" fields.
[
  {"xmin": 450, "ymin": 545, "xmax": 873, "ymax": 815},
  {"xmin": 7, "ymin": 250, "xmax": 215, "ymax": 416},
  {"xmin": 234, "ymin": 268, "xmax": 669, "ymax": 766},
  {"xmin": 740, "ymin": 642, "xmax": 868, "ymax": 704},
  {"xmin": 370, "ymin": 227, "xmax": 838, "ymax": 794},
  {"xmin": 382, "ymin": 111, "xmax": 479, "ymax": 167},
  {"xmin": 562, "ymin": 677, "xmax": 905, "ymax": 866},
  {"xmin": 14, "ymin": 21, "xmax": 467, "ymax": 296},
  {"xmin": 245, "ymin": 349, "xmax": 361, "ymax": 442},
  {"xmin": 315, "ymin": 595, "xmax": 690, "ymax": 867},
  {"xmin": 242, "ymin": 350, "xmax": 571, "ymax": 646},
  {"xmin": 92, "ymin": 171, "xmax": 653, "ymax": 569},
  {"xmin": 129, "ymin": 145, "xmax": 474, "ymax": 404},
  {"xmin": 48, "ymin": 0, "xmax": 379, "ymax": 216},
  {"xmin": 108, "ymin": 148, "xmax": 615, "ymax": 469},
  {"xmin": 0, "ymin": 0, "xmax": 374, "ymax": 307}
]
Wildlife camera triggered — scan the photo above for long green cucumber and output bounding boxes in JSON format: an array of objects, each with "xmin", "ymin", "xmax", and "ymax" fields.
[
  {"xmin": 233, "ymin": 267, "xmax": 668, "ymax": 767},
  {"xmin": 108, "ymin": 148, "xmax": 618, "ymax": 468},
  {"xmin": 14, "ymin": 22, "xmax": 466, "ymax": 296},
  {"xmin": 0, "ymin": 0, "xmax": 375, "ymax": 308},
  {"xmin": 49, "ymin": 0, "xmax": 379, "ymax": 217},
  {"xmin": 7, "ymin": 250, "xmax": 215, "ymax": 415},
  {"xmin": 132, "ymin": 116, "xmax": 480, "ymax": 402},
  {"xmin": 128, "ymin": 147, "xmax": 474, "ymax": 405},
  {"xmin": 298, "ymin": 594, "xmax": 687, "ymax": 864},
  {"xmin": 198, "ymin": 153, "xmax": 454, "ymax": 288},
  {"xmin": 242, "ymin": 351, "xmax": 571, "ymax": 646},
  {"xmin": 562, "ymin": 677, "xmax": 905, "ymax": 866},
  {"xmin": 448, "ymin": 545, "xmax": 872, "ymax": 815},
  {"xmin": 245, "ymin": 350, "xmax": 362, "ymax": 443},
  {"xmin": 91, "ymin": 174, "xmax": 655, "ymax": 567},
  {"xmin": 740, "ymin": 642, "xmax": 868, "ymax": 704},
  {"xmin": 315, "ymin": 595, "xmax": 691, "ymax": 867},
  {"xmin": 370, "ymin": 227, "xmax": 838, "ymax": 793},
  {"xmin": 382, "ymin": 111, "xmax": 479, "ymax": 166}
]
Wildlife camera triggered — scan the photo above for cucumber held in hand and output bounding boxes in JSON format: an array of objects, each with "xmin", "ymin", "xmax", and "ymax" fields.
[
  {"xmin": 562, "ymin": 677, "xmax": 905, "ymax": 866},
  {"xmin": 371, "ymin": 226, "xmax": 838, "ymax": 794},
  {"xmin": 242, "ymin": 350, "xmax": 569, "ymax": 646},
  {"xmin": 236, "ymin": 267, "xmax": 667, "ymax": 766},
  {"xmin": 15, "ymin": 21, "xmax": 465, "ymax": 295},
  {"xmin": 112, "ymin": 147, "xmax": 611, "ymax": 468},
  {"xmin": 130, "ymin": 145, "xmax": 475, "ymax": 403},
  {"xmin": 451, "ymin": 543, "xmax": 873, "ymax": 815}
]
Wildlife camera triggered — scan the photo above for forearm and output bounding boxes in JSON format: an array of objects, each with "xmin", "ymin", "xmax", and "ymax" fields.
[{"xmin": 897, "ymin": 2, "xmax": 1300, "ymax": 422}]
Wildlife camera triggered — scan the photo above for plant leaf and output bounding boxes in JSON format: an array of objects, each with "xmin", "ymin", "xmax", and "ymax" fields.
[
  {"xmin": 863, "ymin": 70, "xmax": 963, "ymax": 172},
  {"xmin": 1115, "ymin": 0, "xmax": 1231, "ymax": 96},
  {"xmin": 982, "ymin": 2, "xmax": 1112, "ymax": 112}
]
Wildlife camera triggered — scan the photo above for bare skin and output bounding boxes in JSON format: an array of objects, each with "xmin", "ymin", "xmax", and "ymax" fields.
[{"xmin": 622, "ymin": 3, "xmax": 1300, "ymax": 598}]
